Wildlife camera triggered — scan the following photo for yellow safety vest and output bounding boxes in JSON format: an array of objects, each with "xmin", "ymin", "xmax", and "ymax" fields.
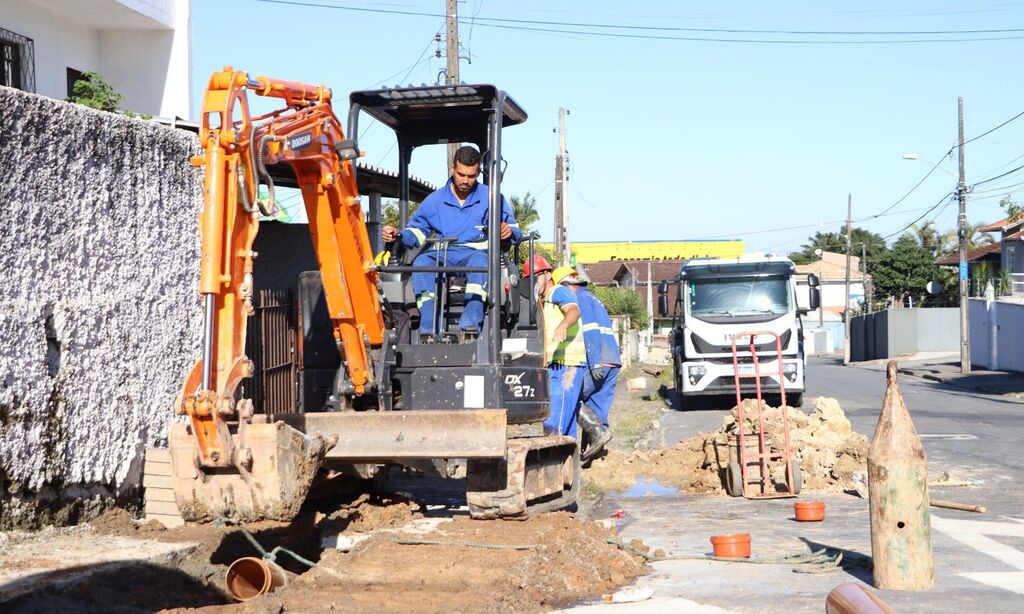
[{"xmin": 542, "ymin": 286, "xmax": 587, "ymax": 366}]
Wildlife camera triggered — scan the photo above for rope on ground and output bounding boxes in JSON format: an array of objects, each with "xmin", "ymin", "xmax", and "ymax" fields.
[
  {"xmin": 607, "ymin": 538, "xmax": 844, "ymax": 573},
  {"xmin": 240, "ymin": 526, "xmax": 318, "ymax": 568},
  {"xmin": 393, "ymin": 538, "xmax": 536, "ymax": 550}
]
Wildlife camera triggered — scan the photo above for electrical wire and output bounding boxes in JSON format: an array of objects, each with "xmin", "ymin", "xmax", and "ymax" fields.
[
  {"xmin": 249, "ymin": 0, "xmax": 1024, "ymax": 44},
  {"xmin": 882, "ymin": 192, "xmax": 955, "ymax": 239},
  {"xmin": 961, "ymin": 109, "xmax": 1024, "ymax": 147}
]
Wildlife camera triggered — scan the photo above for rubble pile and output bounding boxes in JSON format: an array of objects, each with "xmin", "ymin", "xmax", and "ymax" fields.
[{"xmin": 585, "ymin": 397, "xmax": 869, "ymax": 494}]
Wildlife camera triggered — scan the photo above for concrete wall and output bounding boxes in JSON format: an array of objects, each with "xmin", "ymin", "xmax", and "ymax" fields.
[
  {"xmin": 850, "ymin": 308, "xmax": 959, "ymax": 362},
  {"xmin": 2, "ymin": 0, "xmax": 191, "ymax": 118},
  {"xmin": 970, "ymin": 298, "xmax": 1024, "ymax": 372},
  {"xmin": 0, "ymin": 86, "xmax": 202, "ymax": 527}
]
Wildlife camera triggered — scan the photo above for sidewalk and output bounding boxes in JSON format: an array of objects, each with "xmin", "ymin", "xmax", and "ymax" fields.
[{"xmin": 850, "ymin": 352, "xmax": 1024, "ymax": 397}]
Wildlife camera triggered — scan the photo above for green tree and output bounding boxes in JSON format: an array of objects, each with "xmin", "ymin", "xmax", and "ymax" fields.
[
  {"xmin": 909, "ymin": 221, "xmax": 947, "ymax": 258},
  {"xmin": 509, "ymin": 192, "xmax": 539, "ymax": 234},
  {"xmin": 66, "ymin": 71, "xmax": 124, "ymax": 112},
  {"xmin": 869, "ymin": 235, "xmax": 942, "ymax": 307},
  {"xmin": 1000, "ymin": 195, "xmax": 1022, "ymax": 221},
  {"xmin": 381, "ymin": 199, "xmax": 419, "ymax": 229},
  {"xmin": 789, "ymin": 228, "xmax": 886, "ymax": 265},
  {"xmin": 939, "ymin": 221, "xmax": 995, "ymax": 254},
  {"xmin": 592, "ymin": 286, "xmax": 649, "ymax": 330}
]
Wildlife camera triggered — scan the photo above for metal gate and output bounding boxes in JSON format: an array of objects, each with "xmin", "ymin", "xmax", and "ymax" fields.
[{"xmin": 248, "ymin": 289, "xmax": 296, "ymax": 413}]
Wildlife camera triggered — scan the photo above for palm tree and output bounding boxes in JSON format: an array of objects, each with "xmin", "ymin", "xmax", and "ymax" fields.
[
  {"xmin": 939, "ymin": 222, "xmax": 996, "ymax": 254},
  {"xmin": 510, "ymin": 192, "xmax": 539, "ymax": 234},
  {"xmin": 909, "ymin": 221, "xmax": 944, "ymax": 257}
]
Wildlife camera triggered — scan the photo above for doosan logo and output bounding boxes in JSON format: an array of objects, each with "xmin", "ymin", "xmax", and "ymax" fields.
[{"xmin": 288, "ymin": 132, "xmax": 313, "ymax": 150}]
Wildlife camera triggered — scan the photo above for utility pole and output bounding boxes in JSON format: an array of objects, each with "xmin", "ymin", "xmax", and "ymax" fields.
[
  {"xmin": 862, "ymin": 242, "xmax": 873, "ymax": 314},
  {"xmin": 445, "ymin": 0, "xmax": 460, "ymax": 168},
  {"xmin": 554, "ymin": 108, "xmax": 571, "ymax": 263},
  {"xmin": 843, "ymin": 193, "xmax": 852, "ymax": 365},
  {"xmin": 957, "ymin": 96, "xmax": 971, "ymax": 374}
]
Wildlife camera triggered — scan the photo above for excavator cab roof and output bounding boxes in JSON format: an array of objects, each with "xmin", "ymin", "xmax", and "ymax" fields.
[{"xmin": 349, "ymin": 84, "xmax": 527, "ymax": 150}]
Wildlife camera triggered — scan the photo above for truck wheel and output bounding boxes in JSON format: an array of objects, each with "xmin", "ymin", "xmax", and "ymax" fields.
[
  {"xmin": 726, "ymin": 462, "xmax": 744, "ymax": 497},
  {"xmin": 787, "ymin": 393, "xmax": 803, "ymax": 408},
  {"xmin": 673, "ymin": 371, "xmax": 684, "ymax": 409}
]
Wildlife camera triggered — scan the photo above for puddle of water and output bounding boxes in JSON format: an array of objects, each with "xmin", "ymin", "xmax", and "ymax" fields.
[{"xmin": 622, "ymin": 477, "xmax": 679, "ymax": 498}]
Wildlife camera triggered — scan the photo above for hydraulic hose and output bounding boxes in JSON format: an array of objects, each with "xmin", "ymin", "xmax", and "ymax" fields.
[{"xmin": 255, "ymin": 134, "xmax": 278, "ymax": 217}]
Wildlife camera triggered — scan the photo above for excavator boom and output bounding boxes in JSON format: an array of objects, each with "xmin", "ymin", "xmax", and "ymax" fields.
[{"xmin": 170, "ymin": 67, "xmax": 384, "ymax": 520}]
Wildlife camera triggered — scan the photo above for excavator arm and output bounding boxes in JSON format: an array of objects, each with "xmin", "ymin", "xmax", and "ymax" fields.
[{"xmin": 175, "ymin": 67, "xmax": 384, "ymax": 471}]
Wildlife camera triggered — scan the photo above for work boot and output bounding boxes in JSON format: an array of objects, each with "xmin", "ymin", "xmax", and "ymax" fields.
[
  {"xmin": 578, "ymin": 405, "xmax": 612, "ymax": 463},
  {"xmin": 419, "ymin": 332, "xmax": 436, "ymax": 344},
  {"xmin": 460, "ymin": 327, "xmax": 479, "ymax": 343}
]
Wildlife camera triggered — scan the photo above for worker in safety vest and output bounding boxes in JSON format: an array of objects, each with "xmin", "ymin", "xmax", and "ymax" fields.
[
  {"xmin": 382, "ymin": 146, "xmax": 521, "ymax": 341},
  {"xmin": 551, "ymin": 266, "xmax": 620, "ymax": 461},
  {"xmin": 522, "ymin": 255, "xmax": 587, "ymax": 437}
]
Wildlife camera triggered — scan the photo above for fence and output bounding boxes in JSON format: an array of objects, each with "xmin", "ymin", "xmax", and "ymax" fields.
[
  {"xmin": 849, "ymin": 308, "xmax": 960, "ymax": 362},
  {"xmin": 969, "ymin": 298, "xmax": 1024, "ymax": 372}
]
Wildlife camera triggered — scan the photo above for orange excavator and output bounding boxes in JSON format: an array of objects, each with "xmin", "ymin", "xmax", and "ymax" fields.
[{"xmin": 168, "ymin": 67, "xmax": 578, "ymax": 522}]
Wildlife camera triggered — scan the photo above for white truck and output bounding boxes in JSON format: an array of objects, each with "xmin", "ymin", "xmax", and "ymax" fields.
[{"xmin": 657, "ymin": 255, "xmax": 820, "ymax": 408}]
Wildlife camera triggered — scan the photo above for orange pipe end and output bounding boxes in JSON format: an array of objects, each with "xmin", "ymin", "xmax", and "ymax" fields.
[{"xmin": 225, "ymin": 557, "xmax": 294, "ymax": 601}]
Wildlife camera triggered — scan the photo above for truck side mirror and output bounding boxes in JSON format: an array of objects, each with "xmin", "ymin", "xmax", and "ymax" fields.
[
  {"xmin": 658, "ymin": 294, "xmax": 669, "ymax": 317},
  {"xmin": 809, "ymin": 287, "xmax": 821, "ymax": 310},
  {"xmin": 807, "ymin": 273, "xmax": 820, "ymax": 288},
  {"xmin": 657, "ymin": 280, "xmax": 669, "ymax": 295}
]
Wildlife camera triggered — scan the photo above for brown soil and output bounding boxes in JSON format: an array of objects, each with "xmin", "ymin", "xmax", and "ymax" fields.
[
  {"xmin": 182, "ymin": 512, "xmax": 646, "ymax": 614},
  {"xmin": 5, "ymin": 492, "xmax": 645, "ymax": 613},
  {"xmin": 585, "ymin": 396, "xmax": 869, "ymax": 495}
]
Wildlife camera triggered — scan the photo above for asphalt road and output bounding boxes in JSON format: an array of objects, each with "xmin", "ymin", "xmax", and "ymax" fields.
[{"xmin": 586, "ymin": 356, "xmax": 1024, "ymax": 613}]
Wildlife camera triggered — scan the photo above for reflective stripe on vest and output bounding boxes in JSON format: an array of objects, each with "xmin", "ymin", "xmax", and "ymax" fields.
[{"xmin": 542, "ymin": 287, "xmax": 587, "ymax": 366}]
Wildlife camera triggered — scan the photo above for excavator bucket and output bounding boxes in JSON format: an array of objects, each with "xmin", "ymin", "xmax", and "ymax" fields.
[{"xmin": 168, "ymin": 422, "xmax": 331, "ymax": 523}]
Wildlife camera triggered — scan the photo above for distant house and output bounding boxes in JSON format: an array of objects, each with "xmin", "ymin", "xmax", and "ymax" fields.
[
  {"xmin": 794, "ymin": 251, "xmax": 868, "ymax": 321},
  {"xmin": 578, "ymin": 259, "xmax": 687, "ymax": 333},
  {"xmin": 2, "ymin": 0, "xmax": 192, "ymax": 118},
  {"xmin": 965, "ymin": 216, "xmax": 1024, "ymax": 294}
]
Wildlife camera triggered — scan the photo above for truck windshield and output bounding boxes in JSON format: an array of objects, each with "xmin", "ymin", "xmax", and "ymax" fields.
[{"xmin": 687, "ymin": 275, "xmax": 792, "ymax": 318}]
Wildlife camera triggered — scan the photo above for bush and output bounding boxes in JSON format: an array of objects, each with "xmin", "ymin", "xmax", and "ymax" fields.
[
  {"xmin": 66, "ymin": 71, "xmax": 124, "ymax": 112},
  {"xmin": 592, "ymin": 286, "xmax": 649, "ymax": 330}
]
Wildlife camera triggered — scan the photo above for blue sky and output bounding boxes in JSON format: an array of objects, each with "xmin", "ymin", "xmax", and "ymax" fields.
[{"xmin": 191, "ymin": 1, "xmax": 1024, "ymax": 254}]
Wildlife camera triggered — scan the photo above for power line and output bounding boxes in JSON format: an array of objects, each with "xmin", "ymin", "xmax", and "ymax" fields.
[
  {"xmin": 961, "ymin": 109, "xmax": 1024, "ymax": 147},
  {"xmin": 460, "ymin": 21, "xmax": 1024, "ymax": 44},
  {"xmin": 249, "ymin": 0, "xmax": 1024, "ymax": 43},
  {"xmin": 882, "ymin": 192, "xmax": 955, "ymax": 239},
  {"xmin": 970, "ymin": 162, "xmax": 1024, "ymax": 188}
]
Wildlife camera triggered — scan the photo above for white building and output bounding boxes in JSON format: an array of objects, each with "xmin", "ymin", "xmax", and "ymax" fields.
[
  {"xmin": 795, "ymin": 251, "xmax": 868, "ymax": 323},
  {"xmin": 2, "ymin": 0, "xmax": 191, "ymax": 119}
]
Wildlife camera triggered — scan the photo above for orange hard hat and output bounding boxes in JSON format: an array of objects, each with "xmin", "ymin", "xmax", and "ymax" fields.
[{"xmin": 522, "ymin": 255, "xmax": 552, "ymax": 277}]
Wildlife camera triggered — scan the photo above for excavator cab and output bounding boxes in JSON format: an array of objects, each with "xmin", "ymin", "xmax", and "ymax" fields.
[{"xmin": 346, "ymin": 85, "xmax": 548, "ymax": 418}]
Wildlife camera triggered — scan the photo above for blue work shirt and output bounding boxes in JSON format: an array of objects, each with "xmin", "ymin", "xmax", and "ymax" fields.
[
  {"xmin": 399, "ymin": 178, "xmax": 522, "ymax": 249},
  {"xmin": 576, "ymin": 286, "xmax": 622, "ymax": 367}
]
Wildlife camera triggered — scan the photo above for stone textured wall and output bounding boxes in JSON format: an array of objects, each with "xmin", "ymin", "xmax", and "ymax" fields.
[{"xmin": 0, "ymin": 86, "xmax": 203, "ymax": 527}]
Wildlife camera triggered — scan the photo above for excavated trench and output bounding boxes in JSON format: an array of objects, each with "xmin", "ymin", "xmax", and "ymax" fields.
[{"xmin": 1, "ymin": 471, "xmax": 648, "ymax": 613}]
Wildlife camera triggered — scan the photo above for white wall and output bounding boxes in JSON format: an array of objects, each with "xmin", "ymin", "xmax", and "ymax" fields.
[
  {"xmin": 3, "ymin": 1, "xmax": 101, "ymax": 98},
  {"xmin": 796, "ymin": 279, "xmax": 865, "ymax": 323},
  {"xmin": 1, "ymin": 1, "xmax": 191, "ymax": 118}
]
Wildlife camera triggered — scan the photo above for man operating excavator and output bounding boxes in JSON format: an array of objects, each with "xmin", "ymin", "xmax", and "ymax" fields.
[{"xmin": 382, "ymin": 145, "xmax": 521, "ymax": 341}]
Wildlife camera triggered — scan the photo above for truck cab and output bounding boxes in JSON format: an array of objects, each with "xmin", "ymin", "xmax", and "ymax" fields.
[{"xmin": 658, "ymin": 255, "xmax": 820, "ymax": 408}]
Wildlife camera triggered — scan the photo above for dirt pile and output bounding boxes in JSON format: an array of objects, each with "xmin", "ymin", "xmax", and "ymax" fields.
[
  {"xmin": 586, "ymin": 397, "xmax": 868, "ymax": 494},
  {"xmin": 220, "ymin": 512, "xmax": 646, "ymax": 613}
]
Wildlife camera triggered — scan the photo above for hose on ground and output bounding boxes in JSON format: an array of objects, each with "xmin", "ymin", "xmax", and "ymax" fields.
[
  {"xmin": 240, "ymin": 526, "xmax": 317, "ymax": 568},
  {"xmin": 607, "ymin": 538, "xmax": 848, "ymax": 573}
]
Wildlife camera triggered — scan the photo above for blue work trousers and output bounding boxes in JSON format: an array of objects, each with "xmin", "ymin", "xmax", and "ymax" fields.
[
  {"xmin": 581, "ymin": 366, "xmax": 620, "ymax": 427},
  {"xmin": 412, "ymin": 246, "xmax": 488, "ymax": 334},
  {"xmin": 545, "ymin": 364, "xmax": 586, "ymax": 437}
]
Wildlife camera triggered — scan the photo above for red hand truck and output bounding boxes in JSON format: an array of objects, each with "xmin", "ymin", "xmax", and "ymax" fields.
[{"xmin": 725, "ymin": 331, "xmax": 801, "ymax": 499}]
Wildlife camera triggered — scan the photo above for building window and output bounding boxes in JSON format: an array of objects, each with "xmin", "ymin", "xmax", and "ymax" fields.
[
  {"xmin": 66, "ymin": 67, "xmax": 85, "ymax": 98},
  {"xmin": 0, "ymin": 27, "xmax": 35, "ymax": 93}
]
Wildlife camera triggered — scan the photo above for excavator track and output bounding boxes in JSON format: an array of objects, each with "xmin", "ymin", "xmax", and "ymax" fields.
[{"xmin": 465, "ymin": 435, "xmax": 579, "ymax": 520}]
